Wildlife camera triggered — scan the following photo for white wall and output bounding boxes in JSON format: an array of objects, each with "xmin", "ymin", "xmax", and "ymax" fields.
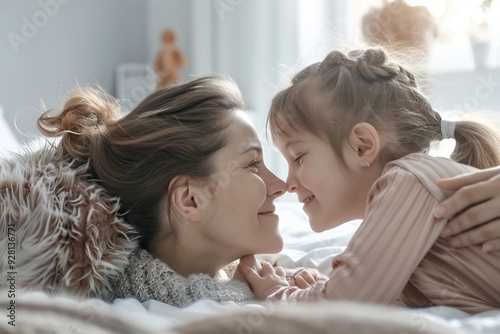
[
  {"xmin": 6, "ymin": 0, "xmax": 490, "ymax": 182},
  {"xmin": 146, "ymin": 0, "xmax": 301, "ymax": 112},
  {"xmin": 0, "ymin": 0, "xmax": 351, "ymax": 180},
  {"xmin": 145, "ymin": 0, "xmax": 304, "ymax": 180},
  {"xmin": 429, "ymin": 67, "xmax": 500, "ymax": 113},
  {"xmin": 0, "ymin": 0, "xmax": 148, "ymax": 143}
]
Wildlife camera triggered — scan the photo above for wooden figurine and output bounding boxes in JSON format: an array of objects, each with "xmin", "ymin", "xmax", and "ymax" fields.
[{"xmin": 154, "ymin": 28, "xmax": 187, "ymax": 90}]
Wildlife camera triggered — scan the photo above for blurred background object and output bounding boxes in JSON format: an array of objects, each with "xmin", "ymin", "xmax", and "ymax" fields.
[
  {"xmin": 361, "ymin": 0, "xmax": 438, "ymax": 59},
  {"xmin": 154, "ymin": 28, "xmax": 187, "ymax": 90}
]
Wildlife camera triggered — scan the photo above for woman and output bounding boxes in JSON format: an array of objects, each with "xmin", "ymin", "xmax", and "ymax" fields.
[{"xmin": 37, "ymin": 76, "xmax": 287, "ymax": 307}]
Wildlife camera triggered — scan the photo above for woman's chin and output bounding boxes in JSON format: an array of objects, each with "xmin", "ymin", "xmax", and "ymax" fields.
[{"xmin": 262, "ymin": 236, "xmax": 284, "ymax": 254}]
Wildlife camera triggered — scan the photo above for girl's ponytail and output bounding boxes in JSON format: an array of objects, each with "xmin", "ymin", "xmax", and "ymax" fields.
[
  {"xmin": 451, "ymin": 121, "xmax": 500, "ymax": 169},
  {"xmin": 37, "ymin": 87, "xmax": 120, "ymax": 162}
]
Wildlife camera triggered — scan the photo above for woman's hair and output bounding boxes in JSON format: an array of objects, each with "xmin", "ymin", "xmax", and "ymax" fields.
[
  {"xmin": 268, "ymin": 47, "xmax": 500, "ymax": 169},
  {"xmin": 38, "ymin": 76, "xmax": 244, "ymax": 249}
]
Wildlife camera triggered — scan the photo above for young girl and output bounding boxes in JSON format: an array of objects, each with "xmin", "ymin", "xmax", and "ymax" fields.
[
  {"xmin": 33, "ymin": 76, "xmax": 288, "ymax": 307},
  {"xmin": 239, "ymin": 47, "xmax": 500, "ymax": 313}
]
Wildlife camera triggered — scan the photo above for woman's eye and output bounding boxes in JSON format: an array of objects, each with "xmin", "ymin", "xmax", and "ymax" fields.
[{"xmin": 249, "ymin": 159, "xmax": 261, "ymax": 171}]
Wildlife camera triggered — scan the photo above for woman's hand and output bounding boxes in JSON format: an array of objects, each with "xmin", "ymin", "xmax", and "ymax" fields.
[
  {"xmin": 238, "ymin": 257, "xmax": 289, "ymax": 300},
  {"xmin": 434, "ymin": 166, "xmax": 500, "ymax": 252}
]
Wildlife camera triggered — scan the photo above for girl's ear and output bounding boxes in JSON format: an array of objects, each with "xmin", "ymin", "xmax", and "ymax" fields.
[
  {"xmin": 169, "ymin": 176, "xmax": 210, "ymax": 223},
  {"xmin": 349, "ymin": 122, "xmax": 381, "ymax": 167}
]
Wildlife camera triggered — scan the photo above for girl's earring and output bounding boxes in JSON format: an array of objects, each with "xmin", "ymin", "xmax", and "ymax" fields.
[{"xmin": 363, "ymin": 158, "xmax": 370, "ymax": 168}]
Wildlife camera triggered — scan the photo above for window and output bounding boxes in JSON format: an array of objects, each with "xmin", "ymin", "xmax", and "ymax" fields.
[{"xmin": 348, "ymin": 0, "xmax": 500, "ymax": 72}]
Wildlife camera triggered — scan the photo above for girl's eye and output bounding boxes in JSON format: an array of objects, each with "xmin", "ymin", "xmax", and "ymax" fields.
[{"xmin": 293, "ymin": 155, "xmax": 304, "ymax": 166}]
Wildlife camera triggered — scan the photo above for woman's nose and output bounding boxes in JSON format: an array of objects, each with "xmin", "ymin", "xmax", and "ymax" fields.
[
  {"xmin": 267, "ymin": 172, "xmax": 286, "ymax": 197},
  {"xmin": 260, "ymin": 165, "xmax": 286, "ymax": 198}
]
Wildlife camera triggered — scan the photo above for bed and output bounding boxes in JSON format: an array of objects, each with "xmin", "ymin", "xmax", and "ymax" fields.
[
  {"xmin": 1, "ymin": 114, "xmax": 500, "ymax": 334},
  {"xmin": 1, "ymin": 201, "xmax": 499, "ymax": 333}
]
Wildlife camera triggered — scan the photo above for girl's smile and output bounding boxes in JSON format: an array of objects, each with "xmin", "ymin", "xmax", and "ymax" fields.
[{"xmin": 301, "ymin": 195, "xmax": 316, "ymax": 210}]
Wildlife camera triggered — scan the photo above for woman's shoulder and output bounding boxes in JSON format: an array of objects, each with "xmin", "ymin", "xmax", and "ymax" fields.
[
  {"xmin": 113, "ymin": 248, "xmax": 253, "ymax": 306},
  {"xmin": 125, "ymin": 248, "xmax": 176, "ymax": 275},
  {"xmin": 111, "ymin": 248, "xmax": 186, "ymax": 304},
  {"xmin": 126, "ymin": 248, "xmax": 230, "ymax": 282},
  {"xmin": 1, "ymin": 143, "xmax": 137, "ymax": 300},
  {"xmin": 0, "ymin": 140, "xmax": 89, "ymax": 185}
]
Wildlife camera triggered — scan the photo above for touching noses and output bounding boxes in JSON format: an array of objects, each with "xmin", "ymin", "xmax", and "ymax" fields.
[{"xmin": 262, "ymin": 167, "xmax": 287, "ymax": 198}]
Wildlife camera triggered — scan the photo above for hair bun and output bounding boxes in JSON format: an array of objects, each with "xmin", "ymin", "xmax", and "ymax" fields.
[
  {"xmin": 354, "ymin": 48, "xmax": 400, "ymax": 81},
  {"xmin": 38, "ymin": 87, "xmax": 120, "ymax": 161},
  {"xmin": 320, "ymin": 50, "xmax": 356, "ymax": 72}
]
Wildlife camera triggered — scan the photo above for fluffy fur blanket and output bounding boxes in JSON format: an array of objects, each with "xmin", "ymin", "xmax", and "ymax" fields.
[{"xmin": 0, "ymin": 145, "xmax": 137, "ymax": 299}]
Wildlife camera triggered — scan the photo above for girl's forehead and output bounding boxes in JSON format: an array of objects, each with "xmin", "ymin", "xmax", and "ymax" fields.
[{"xmin": 274, "ymin": 130, "xmax": 309, "ymax": 148}]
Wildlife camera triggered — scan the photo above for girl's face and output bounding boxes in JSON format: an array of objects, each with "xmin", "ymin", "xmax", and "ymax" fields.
[
  {"xmin": 201, "ymin": 111, "xmax": 286, "ymax": 256},
  {"xmin": 275, "ymin": 130, "xmax": 370, "ymax": 232}
]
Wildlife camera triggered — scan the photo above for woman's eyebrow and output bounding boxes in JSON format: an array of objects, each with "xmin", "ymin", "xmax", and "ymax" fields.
[{"xmin": 241, "ymin": 144, "xmax": 263, "ymax": 155}]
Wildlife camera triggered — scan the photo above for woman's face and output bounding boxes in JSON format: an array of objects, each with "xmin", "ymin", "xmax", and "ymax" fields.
[{"xmin": 201, "ymin": 110, "xmax": 286, "ymax": 256}]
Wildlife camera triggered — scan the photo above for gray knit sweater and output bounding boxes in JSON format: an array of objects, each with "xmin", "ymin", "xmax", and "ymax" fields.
[{"xmin": 110, "ymin": 248, "xmax": 254, "ymax": 307}]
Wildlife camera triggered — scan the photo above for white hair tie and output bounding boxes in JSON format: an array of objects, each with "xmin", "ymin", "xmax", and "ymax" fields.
[{"xmin": 441, "ymin": 120, "xmax": 456, "ymax": 140}]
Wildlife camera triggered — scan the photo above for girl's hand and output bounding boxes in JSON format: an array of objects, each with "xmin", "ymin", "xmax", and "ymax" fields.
[
  {"xmin": 286, "ymin": 268, "xmax": 327, "ymax": 289},
  {"xmin": 434, "ymin": 167, "xmax": 500, "ymax": 252},
  {"xmin": 232, "ymin": 255, "xmax": 261, "ymax": 285},
  {"xmin": 238, "ymin": 259, "xmax": 289, "ymax": 300}
]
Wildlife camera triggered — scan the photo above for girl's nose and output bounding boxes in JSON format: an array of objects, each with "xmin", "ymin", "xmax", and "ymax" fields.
[{"xmin": 286, "ymin": 175, "xmax": 298, "ymax": 193}]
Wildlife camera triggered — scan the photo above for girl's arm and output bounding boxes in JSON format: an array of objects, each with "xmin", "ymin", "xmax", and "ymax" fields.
[
  {"xmin": 434, "ymin": 166, "xmax": 500, "ymax": 252},
  {"xmin": 322, "ymin": 167, "xmax": 445, "ymax": 303}
]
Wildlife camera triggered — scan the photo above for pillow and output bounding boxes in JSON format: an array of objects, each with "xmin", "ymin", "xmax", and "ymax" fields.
[{"xmin": 0, "ymin": 145, "xmax": 137, "ymax": 299}]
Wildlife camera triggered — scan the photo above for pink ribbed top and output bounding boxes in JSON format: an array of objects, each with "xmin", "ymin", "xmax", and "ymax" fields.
[{"xmin": 267, "ymin": 153, "xmax": 500, "ymax": 314}]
